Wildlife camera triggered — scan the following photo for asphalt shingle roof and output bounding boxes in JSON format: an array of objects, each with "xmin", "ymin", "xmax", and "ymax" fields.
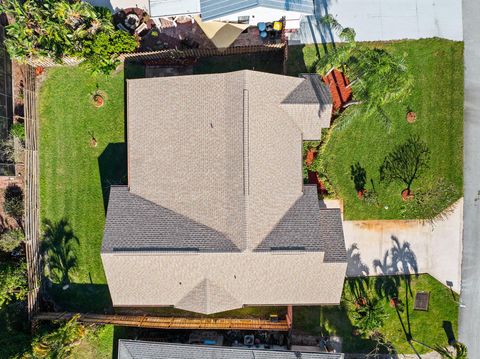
[
  {"xmin": 118, "ymin": 340, "xmax": 344, "ymax": 359},
  {"xmin": 102, "ymin": 186, "xmax": 240, "ymax": 253}
]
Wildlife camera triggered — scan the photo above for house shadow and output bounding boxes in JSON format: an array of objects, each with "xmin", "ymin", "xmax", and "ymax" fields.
[{"xmin": 98, "ymin": 142, "xmax": 127, "ymax": 213}]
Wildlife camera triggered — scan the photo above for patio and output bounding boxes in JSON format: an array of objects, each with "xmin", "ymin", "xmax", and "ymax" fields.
[{"xmin": 112, "ymin": 7, "xmax": 284, "ymax": 52}]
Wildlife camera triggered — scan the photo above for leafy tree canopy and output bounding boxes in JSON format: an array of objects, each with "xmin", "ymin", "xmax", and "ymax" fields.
[
  {"xmin": 317, "ymin": 15, "xmax": 413, "ymax": 114},
  {"xmin": 0, "ymin": 0, "xmax": 138, "ymax": 74},
  {"xmin": 0, "ymin": 228, "xmax": 25, "ymax": 253}
]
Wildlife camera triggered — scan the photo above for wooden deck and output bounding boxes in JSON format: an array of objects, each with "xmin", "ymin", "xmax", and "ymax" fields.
[{"xmin": 34, "ymin": 312, "xmax": 290, "ymax": 331}]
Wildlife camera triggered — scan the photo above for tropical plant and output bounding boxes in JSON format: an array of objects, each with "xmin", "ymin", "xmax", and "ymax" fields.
[
  {"xmin": 0, "ymin": 229, "xmax": 25, "ymax": 253},
  {"xmin": 3, "ymin": 184, "xmax": 24, "ymax": 225},
  {"xmin": 316, "ymin": 15, "xmax": 412, "ymax": 116},
  {"xmin": 351, "ymin": 297, "xmax": 386, "ymax": 336},
  {"xmin": 0, "ymin": 0, "xmax": 137, "ymax": 74},
  {"xmin": 0, "ymin": 136, "xmax": 15, "ymax": 163},
  {"xmin": 434, "ymin": 342, "xmax": 468, "ymax": 359},
  {"xmin": 0, "ymin": 261, "xmax": 27, "ymax": 307},
  {"xmin": 10, "ymin": 123, "xmax": 25, "ymax": 142},
  {"xmin": 26, "ymin": 314, "xmax": 86, "ymax": 358},
  {"xmin": 81, "ymin": 30, "xmax": 138, "ymax": 75},
  {"xmin": 380, "ymin": 136, "xmax": 430, "ymax": 195},
  {"xmin": 42, "ymin": 218, "xmax": 79, "ymax": 284}
]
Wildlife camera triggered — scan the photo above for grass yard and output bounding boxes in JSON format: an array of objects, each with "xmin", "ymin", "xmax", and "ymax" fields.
[
  {"xmin": 288, "ymin": 39, "xmax": 463, "ymax": 220},
  {"xmin": 294, "ymin": 274, "xmax": 458, "ymax": 354},
  {"xmin": 39, "ymin": 66, "xmax": 126, "ymax": 311}
]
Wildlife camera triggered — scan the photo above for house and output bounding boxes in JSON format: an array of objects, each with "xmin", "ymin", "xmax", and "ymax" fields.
[
  {"xmin": 200, "ymin": 0, "xmax": 315, "ymax": 29},
  {"xmin": 118, "ymin": 340, "xmax": 345, "ymax": 358},
  {"xmin": 101, "ymin": 70, "xmax": 347, "ymax": 314},
  {"xmin": 106, "ymin": 0, "xmax": 314, "ymax": 29}
]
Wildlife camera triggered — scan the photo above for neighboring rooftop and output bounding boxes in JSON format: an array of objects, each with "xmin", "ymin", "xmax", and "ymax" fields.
[
  {"xmin": 200, "ymin": 0, "xmax": 315, "ymax": 21},
  {"xmin": 118, "ymin": 340, "xmax": 344, "ymax": 359}
]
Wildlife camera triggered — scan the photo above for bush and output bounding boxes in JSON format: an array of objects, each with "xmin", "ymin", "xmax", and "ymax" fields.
[
  {"xmin": 3, "ymin": 185, "xmax": 24, "ymax": 223},
  {"xmin": 81, "ymin": 31, "xmax": 138, "ymax": 75},
  {"xmin": 0, "ymin": 136, "xmax": 15, "ymax": 163},
  {"xmin": 0, "ymin": 229, "xmax": 25, "ymax": 253},
  {"xmin": 10, "ymin": 123, "xmax": 25, "ymax": 141},
  {"xmin": 0, "ymin": 0, "xmax": 137, "ymax": 74},
  {"xmin": 0, "ymin": 261, "xmax": 27, "ymax": 307}
]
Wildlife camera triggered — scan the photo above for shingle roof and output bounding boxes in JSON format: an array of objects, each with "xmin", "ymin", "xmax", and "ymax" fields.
[
  {"xmin": 200, "ymin": 0, "xmax": 315, "ymax": 21},
  {"xmin": 118, "ymin": 340, "xmax": 344, "ymax": 359},
  {"xmin": 103, "ymin": 186, "xmax": 240, "ymax": 253},
  {"xmin": 101, "ymin": 70, "xmax": 346, "ymax": 313},
  {"xmin": 254, "ymin": 186, "xmax": 346, "ymax": 263}
]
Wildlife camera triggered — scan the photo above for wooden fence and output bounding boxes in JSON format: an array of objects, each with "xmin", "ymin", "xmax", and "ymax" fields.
[
  {"xmin": 35, "ymin": 312, "xmax": 291, "ymax": 331},
  {"xmin": 23, "ymin": 65, "xmax": 41, "ymax": 321},
  {"xmin": 26, "ymin": 43, "xmax": 285, "ymax": 68}
]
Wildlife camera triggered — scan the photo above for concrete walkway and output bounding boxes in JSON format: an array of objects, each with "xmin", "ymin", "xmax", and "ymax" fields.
[
  {"xmin": 342, "ymin": 199, "xmax": 463, "ymax": 292},
  {"xmin": 289, "ymin": 0, "xmax": 463, "ymax": 44}
]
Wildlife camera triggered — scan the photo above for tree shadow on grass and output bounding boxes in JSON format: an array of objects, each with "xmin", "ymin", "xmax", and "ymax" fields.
[
  {"xmin": 350, "ymin": 162, "xmax": 367, "ymax": 193},
  {"xmin": 45, "ymin": 283, "xmax": 112, "ymax": 314},
  {"xmin": 98, "ymin": 143, "xmax": 127, "ymax": 213},
  {"xmin": 42, "ymin": 218, "xmax": 79, "ymax": 285}
]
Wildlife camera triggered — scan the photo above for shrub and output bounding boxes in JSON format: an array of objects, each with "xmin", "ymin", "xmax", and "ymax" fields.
[
  {"xmin": 10, "ymin": 123, "xmax": 25, "ymax": 141},
  {"xmin": 0, "ymin": 229, "xmax": 25, "ymax": 253},
  {"xmin": 0, "ymin": 136, "xmax": 15, "ymax": 163},
  {"xmin": 0, "ymin": 261, "xmax": 27, "ymax": 307},
  {"xmin": 3, "ymin": 185, "xmax": 24, "ymax": 224},
  {"xmin": 0, "ymin": 0, "xmax": 137, "ymax": 74}
]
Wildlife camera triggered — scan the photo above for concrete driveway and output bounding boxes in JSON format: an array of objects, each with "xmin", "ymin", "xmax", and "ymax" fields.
[
  {"xmin": 342, "ymin": 199, "xmax": 463, "ymax": 292},
  {"xmin": 289, "ymin": 0, "xmax": 463, "ymax": 44}
]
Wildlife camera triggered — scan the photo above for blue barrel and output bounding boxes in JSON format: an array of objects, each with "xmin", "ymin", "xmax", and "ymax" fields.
[
  {"xmin": 257, "ymin": 22, "xmax": 266, "ymax": 31},
  {"xmin": 260, "ymin": 31, "xmax": 267, "ymax": 38}
]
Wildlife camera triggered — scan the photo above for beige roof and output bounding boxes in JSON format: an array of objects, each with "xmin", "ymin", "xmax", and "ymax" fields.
[
  {"xmin": 102, "ymin": 251, "xmax": 347, "ymax": 313},
  {"xmin": 102, "ymin": 70, "xmax": 343, "ymax": 314}
]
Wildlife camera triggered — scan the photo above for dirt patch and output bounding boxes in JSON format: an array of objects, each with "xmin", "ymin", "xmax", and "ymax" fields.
[{"xmin": 0, "ymin": 176, "xmax": 23, "ymax": 232}]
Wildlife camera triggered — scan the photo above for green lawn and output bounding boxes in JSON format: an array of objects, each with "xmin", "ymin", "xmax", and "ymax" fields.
[
  {"xmin": 288, "ymin": 39, "xmax": 464, "ymax": 220},
  {"xmin": 39, "ymin": 66, "xmax": 126, "ymax": 311},
  {"xmin": 294, "ymin": 274, "xmax": 458, "ymax": 354}
]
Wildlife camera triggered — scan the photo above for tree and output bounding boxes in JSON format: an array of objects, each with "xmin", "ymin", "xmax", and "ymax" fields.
[
  {"xmin": 42, "ymin": 219, "xmax": 79, "ymax": 284},
  {"xmin": 3, "ymin": 184, "xmax": 24, "ymax": 226},
  {"xmin": 380, "ymin": 136, "xmax": 430, "ymax": 195},
  {"xmin": 26, "ymin": 314, "xmax": 86, "ymax": 358},
  {"xmin": 351, "ymin": 297, "xmax": 386, "ymax": 336},
  {"xmin": 0, "ymin": 261, "xmax": 27, "ymax": 307},
  {"xmin": 0, "ymin": 229, "xmax": 25, "ymax": 253},
  {"xmin": 316, "ymin": 15, "xmax": 412, "ymax": 115},
  {"xmin": 0, "ymin": 0, "xmax": 137, "ymax": 74}
]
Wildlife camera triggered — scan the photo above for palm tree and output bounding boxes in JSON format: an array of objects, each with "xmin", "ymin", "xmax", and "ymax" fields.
[{"xmin": 351, "ymin": 298, "xmax": 386, "ymax": 336}]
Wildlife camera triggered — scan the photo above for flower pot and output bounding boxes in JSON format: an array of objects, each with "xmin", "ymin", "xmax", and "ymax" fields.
[
  {"xmin": 401, "ymin": 189, "xmax": 414, "ymax": 201},
  {"xmin": 406, "ymin": 111, "xmax": 416, "ymax": 123},
  {"xmin": 93, "ymin": 94, "xmax": 104, "ymax": 107},
  {"xmin": 357, "ymin": 189, "xmax": 365, "ymax": 199}
]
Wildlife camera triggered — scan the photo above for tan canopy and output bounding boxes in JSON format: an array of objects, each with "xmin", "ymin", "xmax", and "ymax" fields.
[{"xmin": 194, "ymin": 15, "xmax": 249, "ymax": 49}]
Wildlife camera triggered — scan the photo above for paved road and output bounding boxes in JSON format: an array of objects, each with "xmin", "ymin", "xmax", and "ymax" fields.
[
  {"xmin": 288, "ymin": 0, "xmax": 462, "ymax": 44},
  {"xmin": 459, "ymin": 0, "xmax": 480, "ymax": 356}
]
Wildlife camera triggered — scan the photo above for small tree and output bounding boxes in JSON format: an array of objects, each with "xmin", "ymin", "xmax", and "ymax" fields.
[
  {"xmin": 351, "ymin": 297, "xmax": 386, "ymax": 336},
  {"xmin": 380, "ymin": 136, "xmax": 430, "ymax": 196},
  {"xmin": 3, "ymin": 185, "xmax": 24, "ymax": 226},
  {"xmin": 0, "ymin": 229, "xmax": 25, "ymax": 253}
]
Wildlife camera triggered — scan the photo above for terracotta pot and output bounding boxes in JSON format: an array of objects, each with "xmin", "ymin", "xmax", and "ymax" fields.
[
  {"xmin": 357, "ymin": 190, "xmax": 365, "ymax": 199},
  {"xmin": 35, "ymin": 67, "xmax": 44, "ymax": 76},
  {"xmin": 93, "ymin": 94, "xmax": 104, "ymax": 107},
  {"xmin": 406, "ymin": 111, "xmax": 416, "ymax": 123},
  {"xmin": 401, "ymin": 189, "xmax": 414, "ymax": 201}
]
